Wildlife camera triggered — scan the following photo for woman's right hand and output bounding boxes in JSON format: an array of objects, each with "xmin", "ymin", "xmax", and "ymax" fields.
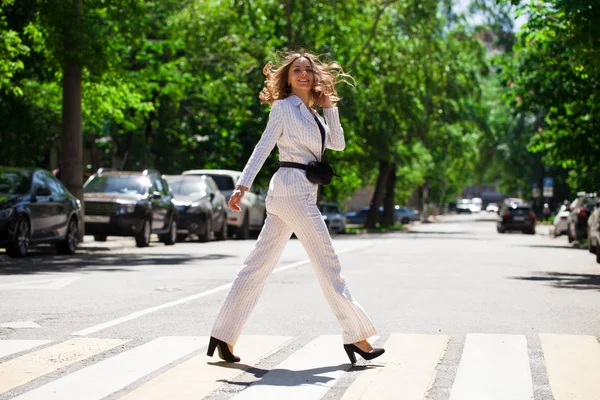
[{"xmin": 228, "ymin": 185, "xmax": 248, "ymax": 212}]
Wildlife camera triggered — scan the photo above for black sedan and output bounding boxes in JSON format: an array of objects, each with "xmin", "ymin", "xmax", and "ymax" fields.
[
  {"xmin": 164, "ymin": 175, "xmax": 228, "ymax": 242},
  {"xmin": 0, "ymin": 167, "xmax": 83, "ymax": 257},
  {"xmin": 497, "ymin": 204, "xmax": 536, "ymax": 234}
]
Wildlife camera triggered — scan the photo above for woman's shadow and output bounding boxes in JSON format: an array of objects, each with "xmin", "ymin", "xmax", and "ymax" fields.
[{"xmin": 207, "ymin": 361, "xmax": 382, "ymax": 387}]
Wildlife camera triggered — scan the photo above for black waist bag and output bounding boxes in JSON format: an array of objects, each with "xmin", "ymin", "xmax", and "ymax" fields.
[
  {"xmin": 279, "ymin": 113, "xmax": 340, "ymax": 186},
  {"xmin": 278, "ymin": 161, "xmax": 339, "ymax": 186}
]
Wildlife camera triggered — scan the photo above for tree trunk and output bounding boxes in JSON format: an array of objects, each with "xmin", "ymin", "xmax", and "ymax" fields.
[
  {"xmin": 60, "ymin": 0, "xmax": 83, "ymax": 204},
  {"xmin": 381, "ymin": 162, "xmax": 397, "ymax": 227},
  {"xmin": 365, "ymin": 161, "xmax": 391, "ymax": 229},
  {"xmin": 421, "ymin": 181, "xmax": 430, "ymax": 222}
]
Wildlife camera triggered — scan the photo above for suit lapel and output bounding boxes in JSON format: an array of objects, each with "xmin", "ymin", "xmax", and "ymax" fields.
[{"xmin": 286, "ymin": 95, "xmax": 317, "ymax": 127}]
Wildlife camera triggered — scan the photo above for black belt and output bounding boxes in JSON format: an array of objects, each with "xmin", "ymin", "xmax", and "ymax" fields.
[{"xmin": 279, "ymin": 161, "xmax": 309, "ymax": 170}]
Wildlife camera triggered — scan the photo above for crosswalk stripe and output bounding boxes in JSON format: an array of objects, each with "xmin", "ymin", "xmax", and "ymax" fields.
[
  {"xmin": 449, "ymin": 334, "xmax": 533, "ymax": 400},
  {"xmin": 119, "ymin": 335, "xmax": 292, "ymax": 400},
  {"xmin": 341, "ymin": 334, "xmax": 449, "ymax": 400},
  {"xmin": 12, "ymin": 336, "xmax": 207, "ymax": 400},
  {"xmin": 540, "ymin": 333, "xmax": 600, "ymax": 400},
  {"xmin": 0, "ymin": 340, "xmax": 51, "ymax": 359},
  {"xmin": 231, "ymin": 335, "xmax": 362, "ymax": 400},
  {"xmin": 0, "ymin": 338, "xmax": 126, "ymax": 394}
]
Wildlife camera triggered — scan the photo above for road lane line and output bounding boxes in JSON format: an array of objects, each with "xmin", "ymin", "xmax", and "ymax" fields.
[
  {"xmin": 341, "ymin": 333, "xmax": 449, "ymax": 400},
  {"xmin": 448, "ymin": 333, "xmax": 534, "ymax": 400},
  {"xmin": 540, "ymin": 333, "xmax": 600, "ymax": 400},
  {"xmin": 0, "ymin": 340, "xmax": 51, "ymax": 359},
  {"xmin": 0, "ymin": 338, "xmax": 127, "ymax": 394},
  {"xmin": 72, "ymin": 242, "xmax": 375, "ymax": 337},
  {"xmin": 120, "ymin": 335, "xmax": 292, "ymax": 400},
  {"xmin": 13, "ymin": 336, "xmax": 207, "ymax": 400}
]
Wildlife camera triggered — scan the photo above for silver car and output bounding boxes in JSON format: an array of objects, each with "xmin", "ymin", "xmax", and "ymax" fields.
[
  {"xmin": 586, "ymin": 205, "xmax": 600, "ymax": 262},
  {"xmin": 182, "ymin": 169, "xmax": 266, "ymax": 239},
  {"xmin": 318, "ymin": 202, "xmax": 346, "ymax": 234}
]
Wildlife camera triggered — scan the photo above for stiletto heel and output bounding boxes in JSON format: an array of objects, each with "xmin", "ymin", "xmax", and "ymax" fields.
[
  {"xmin": 207, "ymin": 336, "xmax": 240, "ymax": 362},
  {"xmin": 343, "ymin": 344, "xmax": 385, "ymax": 364}
]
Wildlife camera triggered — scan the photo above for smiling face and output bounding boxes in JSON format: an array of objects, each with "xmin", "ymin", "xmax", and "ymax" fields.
[{"xmin": 288, "ymin": 57, "xmax": 314, "ymax": 95}]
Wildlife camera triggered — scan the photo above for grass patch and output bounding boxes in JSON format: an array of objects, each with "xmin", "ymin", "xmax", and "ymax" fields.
[{"xmin": 344, "ymin": 223, "xmax": 406, "ymax": 234}]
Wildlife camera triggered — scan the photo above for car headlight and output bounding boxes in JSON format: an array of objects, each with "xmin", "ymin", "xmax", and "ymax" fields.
[
  {"xmin": 187, "ymin": 202, "xmax": 203, "ymax": 213},
  {"xmin": 0, "ymin": 208, "xmax": 13, "ymax": 220},
  {"xmin": 116, "ymin": 204, "xmax": 136, "ymax": 215}
]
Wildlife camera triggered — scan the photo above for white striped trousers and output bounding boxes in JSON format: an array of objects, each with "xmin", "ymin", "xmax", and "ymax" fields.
[{"xmin": 211, "ymin": 192, "xmax": 377, "ymax": 346}]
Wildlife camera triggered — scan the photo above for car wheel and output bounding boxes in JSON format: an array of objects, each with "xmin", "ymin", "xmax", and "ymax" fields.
[
  {"xmin": 57, "ymin": 218, "xmax": 79, "ymax": 254},
  {"xmin": 6, "ymin": 216, "xmax": 30, "ymax": 258},
  {"xmin": 161, "ymin": 219, "xmax": 177, "ymax": 246},
  {"xmin": 497, "ymin": 226, "xmax": 505, "ymax": 234},
  {"xmin": 596, "ymin": 242, "xmax": 600, "ymax": 264},
  {"xmin": 236, "ymin": 211, "xmax": 250, "ymax": 240},
  {"xmin": 215, "ymin": 214, "xmax": 228, "ymax": 241},
  {"xmin": 135, "ymin": 219, "xmax": 151, "ymax": 248},
  {"xmin": 567, "ymin": 226, "xmax": 574, "ymax": 243},
  {"xmin": 94, "ymin": 235, "xmax": 107, "ymax": 242},
  {"xmin": 198, "ymin": 215, "xmax": 212, "ymax": 242},
  {"xmin": 524, "ymin": 229, "xmax": 535, "ymax": 235}
]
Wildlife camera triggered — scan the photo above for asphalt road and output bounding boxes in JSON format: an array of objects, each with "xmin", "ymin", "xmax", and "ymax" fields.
[{"xmin": 1, "ymin": 213, "xmax": 598, "ymax": 400}]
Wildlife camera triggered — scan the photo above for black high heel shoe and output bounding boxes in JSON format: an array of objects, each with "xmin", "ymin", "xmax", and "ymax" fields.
[
  {"xmin": 343, "ymin": 343, "xmax": 385, "ymax": 364},
  {"xmin": 207, "ymin": 336, "xmax": 241, "ymax": 362}
]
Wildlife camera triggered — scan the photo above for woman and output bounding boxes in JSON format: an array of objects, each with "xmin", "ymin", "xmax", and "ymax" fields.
[{"xmin": 207, "ymin": 51, "xmax": 384, "ymax": 364}]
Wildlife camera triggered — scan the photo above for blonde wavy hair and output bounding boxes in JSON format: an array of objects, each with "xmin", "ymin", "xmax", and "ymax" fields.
[{"xmin": 259, "ymin": 51, "xmax": 354, "ymax": 107}]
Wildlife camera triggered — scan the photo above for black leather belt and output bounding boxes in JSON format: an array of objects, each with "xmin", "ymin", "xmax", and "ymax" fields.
[{"xmin": 278, "ymin": 161, "xmax": 309, "ymax": 170}]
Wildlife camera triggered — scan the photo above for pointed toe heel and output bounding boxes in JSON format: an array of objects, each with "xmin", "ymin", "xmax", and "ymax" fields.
[
  {"xmin": 207, "ymin": 336, "xmax": 240, "ymax": 363},
  {"xmin": 343, "ymin": 344, "xmax": 385, "ymax": 364}
]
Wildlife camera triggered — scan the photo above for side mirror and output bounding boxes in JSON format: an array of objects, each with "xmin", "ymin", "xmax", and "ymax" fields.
[
  {"xmin": 210, "ymin": 192, "xmax": 215, "ymax": 201},
  {"xmin": 151, "ymin": 191, "xmax": 161, "ymax": 199}
]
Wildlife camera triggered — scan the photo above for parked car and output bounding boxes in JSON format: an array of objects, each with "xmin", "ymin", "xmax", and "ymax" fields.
[
  {"xmin": 0, "ymin": 167, "xmax": 83, "ymax": 257},
  {"xmin": 164, "ymin": 175, "xmax": 227, "ymax": 242},
  {"xmin": 486, "ymin": 203, "xmax": 499, "ymax": 213},
  {"xmin": 318, "ymin": 202, "xmax": 346, "ymax": 234},
  {"xmin": 566, "ymin": 193, "xmax": 597, "ymax": 243},
  {"xmin": 497, "ymin": 204, "xmax": 536, "ymax": 234},
  {"xmin": 182, "ymin": 169, "xmax": 266, "ymax": 239},
  {"xmin": 457, "ymin": 199, "xmax": 474, "ymax": 214},
  {"xmin": 83, "ymin": 169, "xmax": 178, "ymax": 247},
  {"xmin": 586, "ymin": 205, "xmax": 600, "ymax": 261},
  {"xmin": 552, "ymin": 202, "xmax": 570, "ymax": 237},
  {"xmin": 345, "ymin": 205, "xmax": 418, "ymax": 226}
]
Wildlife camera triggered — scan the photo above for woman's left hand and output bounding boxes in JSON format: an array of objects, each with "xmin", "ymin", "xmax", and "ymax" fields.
[{"xmin": 316, "ymin": 92, "xmax": 332, "ymax": 108}]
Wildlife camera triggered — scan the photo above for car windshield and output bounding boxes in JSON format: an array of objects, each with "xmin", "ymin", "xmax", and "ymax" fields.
[
  {"xmin": 84, "ymin": 175, "xmax": 147, "ymax": 195},
  {"xmin": 510, "ymin": 207, "xmax": 531, "ymax": 215},
  {"xmin": 0, "ymin": 170, "xmax": 32, "ymax": 195},
  {"xmin": 167, "ymin": 178, "xmax": 208, "ymax": 197},
  {"xmin": 319, "ymin": 205, "xmax": 339, "ymax": 214},
  {"xmin": 205, "ymin": 175, "xmax": 235, "ymax": 191}
]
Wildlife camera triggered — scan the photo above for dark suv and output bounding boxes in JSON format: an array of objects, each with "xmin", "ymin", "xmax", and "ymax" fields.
[
  {"xmin": 497, "ymin": 204, "xmax": 536, "ymax": 234},
  {"xmin": 83, "ymin": 169, "xmax": 178, "ymax": 247}
]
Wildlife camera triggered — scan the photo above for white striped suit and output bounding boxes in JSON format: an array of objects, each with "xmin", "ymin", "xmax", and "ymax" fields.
[{"xmin": 211, "ymin": 95, "xmax": 377, "ymax": 345}]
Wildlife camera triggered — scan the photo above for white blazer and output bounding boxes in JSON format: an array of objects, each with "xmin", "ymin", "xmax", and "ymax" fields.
[{"xmin": 237, "ymin": 94, "xmax": 345, "ymax": 197}]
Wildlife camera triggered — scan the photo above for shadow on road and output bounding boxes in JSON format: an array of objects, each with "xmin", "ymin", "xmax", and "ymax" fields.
[
  {"xmin": 208, "ymin": 361, "xmax": 379, "ymax": 387},
  {"xmin": 514, "ymin": 244, "xmax": 588, "ymax": 250},
  {"xmin": 511, "ymin": 272, "xmax": 600, "ymax": 291},
  {"xmin": 0, "ymin": 253, "xmax": 234, "ymax": 275}
]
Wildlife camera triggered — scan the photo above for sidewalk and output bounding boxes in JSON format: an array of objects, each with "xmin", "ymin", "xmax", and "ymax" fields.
[{"xmin": 79, "ymin": 236, "xmax": 137, "ymax": 251}]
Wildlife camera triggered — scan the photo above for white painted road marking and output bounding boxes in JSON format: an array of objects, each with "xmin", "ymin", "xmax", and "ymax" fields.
[
  {"xmin": 0, "ymin": 276, "xmax": 81, "ymax": 290},
  {"xmin": 13, "ymin": 336, "xmax": 207, "ymax": 400},
  {"xmin": 231, "ymin": 335, "xmax": 377, "ymax": 400},
  {"xmin": 540, "ymin": 333, "xmax": 600, "ymax": 400},
  {"xmin": 71, "ymin": 243, "xmax": 375, "ymax": 336},
  {"xmin": 0, "ymin": 340, "xmax": 51, "ymax": 359},
  {"xmin": 449, "ymin": 333, "xmax": 534, "ymax": 400},
  {"xmin": 0, "ymin": 321, "xmax": 42, "ymax": 329}
]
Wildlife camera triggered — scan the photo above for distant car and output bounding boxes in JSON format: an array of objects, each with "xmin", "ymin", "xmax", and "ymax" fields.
[
  {"xmin": 457, "ymin": 199, "xmax": 473, "ymax": 214},
  {"xmin": 552, "ymin": 203, "xmax": 570, "ymax": 237},
  {"xmin": 393, "ymin": 206, "xmax": 420, "ymax": 224},
  {"xmin": 0, "ymin": 167, "xmax": 83, "ymax": 257},
  {"xmin": 486, "ymin": 203, "xmax": 499, "ymax": 213},
  {"xmin": 83, "ymin": 169, "xmax": 178, "ymax": 247},
  {"xmin": 345, "ymin": 207, "xmax": 369, "ymax": 226},
  {"xmin": 345, "ymin": 205, "xmax": 417, "ymax": 226},
  {"xmin": 318, "ymin": 202, "xmax": 346, "ymax": 234},
  {"xmin": 586, "ymin": 205, "xmax": 600, "ymax": 261},
  {"xmin": 497, "ymin": 204, "xmax": 536, "ymax": 234},
  {"xmin": 164, "ymin": 175, "xmax": 228, "ymax": 242},
  {"xmin": 566, "ymin": 194, "xmax": 597, "ymax": 243},
  {"xmin": 182, "ymin": 169, "xmax": 266, "ymax": 239}
]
